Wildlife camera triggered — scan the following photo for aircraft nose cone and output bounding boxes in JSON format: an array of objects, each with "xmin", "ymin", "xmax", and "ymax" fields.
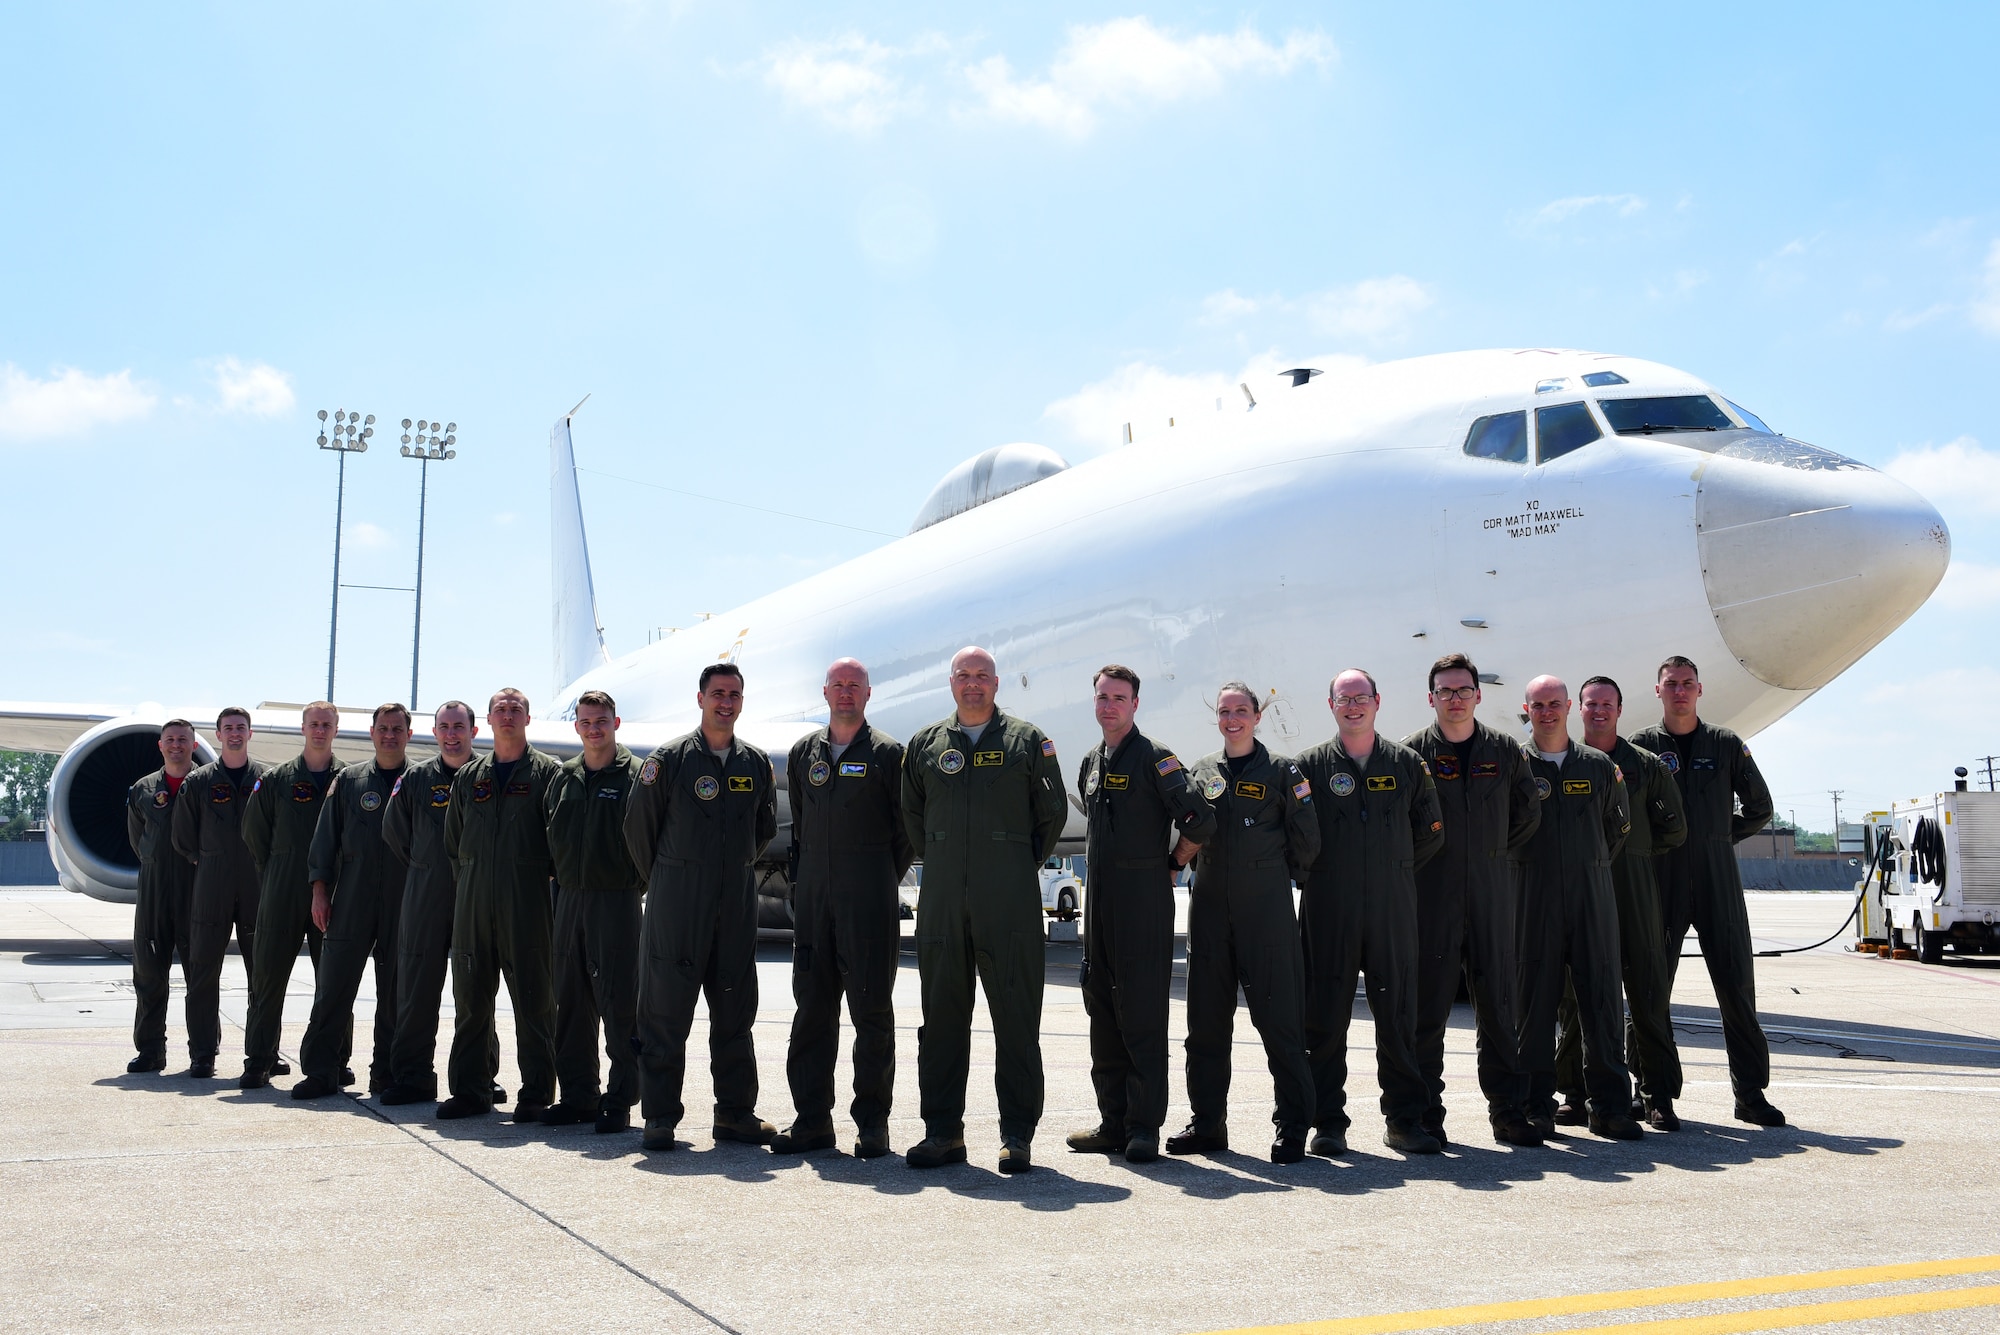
[{"xmin": 1697, "ymin": 442, "xmax": 1949, "ymax": 691}]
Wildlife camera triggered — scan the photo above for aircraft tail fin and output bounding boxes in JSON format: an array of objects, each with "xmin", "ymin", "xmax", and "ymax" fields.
[{"xmin": 550, "ymin": 400, "xmax": 611, "ymax": 695}]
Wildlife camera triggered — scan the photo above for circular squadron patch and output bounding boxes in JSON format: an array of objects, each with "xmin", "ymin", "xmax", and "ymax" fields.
[
  {"xmin": 939, "ymin": 749, "xmax": 965, "ymax": 775},
  {"xmin": 153, "ymin": 790, "xmax": 170, "ymax": 808},
  {"xmin": 694, "ymin": 775, "xmax": 720, "ymax": 801},
  {"xmin": 640, "ymin": 757, "xmax": 660, "ymax": 785},
  {"xmin": 1085, "ymin": 771, "xmax": 1099, "ymax": 794},
  {"xmin": 360, "ymin": 791, "xmax": 382, "ymax": 812},
  {"xmin": 1201, "ymin": 774, "xmax": 1227, "ymax": 801},
  {"xmin": 808, "ymin": 759, "xmax": 831, "ymax": 786},
  {"xmin": 1329, "ymin": 773, "xmax": 1357, "ymax": 797},
  {"xmin": 1534, "ymin": 776, "xmax": 1553, "ymax": 800}
]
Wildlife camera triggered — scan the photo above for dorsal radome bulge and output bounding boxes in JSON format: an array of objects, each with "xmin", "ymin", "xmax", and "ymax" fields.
[{"xmin": 909, "ymin": 442, "xmax": 1071, "ymax": 534}]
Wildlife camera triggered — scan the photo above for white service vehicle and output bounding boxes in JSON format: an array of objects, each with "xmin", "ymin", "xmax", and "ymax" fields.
[
  {"xmin": 1866, "ymin": 788, "xmax": 2000, "ymax": 962},
  {"xmin": 1040, "ymin": 858, "xmax": 1082, "ymax": 920}
]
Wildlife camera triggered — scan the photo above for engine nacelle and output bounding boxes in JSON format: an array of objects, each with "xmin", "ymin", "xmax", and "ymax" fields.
[{"xmin": 46, "ymin": 714, "xmax": 215, "ymax": 904}]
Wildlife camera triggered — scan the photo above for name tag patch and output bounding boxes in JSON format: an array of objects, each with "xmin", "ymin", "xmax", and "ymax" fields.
[
  {"xmin": 1692, "ymin": 757, "xmax": 1717, "ymax": 771},
  {"xmin": 1471, "ymin": 761, "xmax": 1500, "ymax": 778},
  {"xmin": 595, "ymin": 787, "xmax": 621, "ymax": 800},
  {"xmin": 1367, "ymin": 775, "xmax": 1397, "ymax": 792},
  {"xmin": 1103, "ymin": 773, "xmax": 1130, "ymax": 790},
  {"xmin": 838, "ymin": 761, "xmax": 868, "ymax": 778},
  {"xmin": 1235, "ymin": 780, "xmax": 1267, "ymax": 801},
  {"xmin": 506, "ymin": 781, "xmax": 531, "ymax": 796},
  {"xmin": 728, "ymin": 775, "xmax": 754, "ymax": 792},
  {"xmin": 1563, "ymin": 779, "xmax": 1593, "ymax": 795},
  {"xmin": 973, "ymin": 750, "xmax": 1005, "ymax": 768}
]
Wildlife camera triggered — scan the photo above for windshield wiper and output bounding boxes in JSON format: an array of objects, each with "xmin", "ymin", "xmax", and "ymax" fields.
[{"xmin": 1631, "ymin": 423, "xmax": 1718, "ymax": 433}]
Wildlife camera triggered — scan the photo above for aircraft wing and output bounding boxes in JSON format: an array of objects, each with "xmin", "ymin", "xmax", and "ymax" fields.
[
  {"xmin": 0, "ymin": 703, "xmax": 128, "ymax": 754},
  {"xmin": 1, "ymin": 700, "xmax": 437, "ymax": 766}
]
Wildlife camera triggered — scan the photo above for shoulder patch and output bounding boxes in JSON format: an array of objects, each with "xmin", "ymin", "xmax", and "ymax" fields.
[
  {"xmin": 1612, "ymin": 764, "xmax": 1624, "ymax": 785},
  {"xmin": 1292, "ymin": 779, "xmax": 1311, "ymax": 800},
  {"xmin": 1660, "ymin": 750, "xmax": 1680, "ymax": 774},
  {"xmin": 1155, "ymin": 753, "xmax": 1182, "ymax": 777},
  {"xmin": 1041, "ymin": 738, "xmax": 1056, "ymax": 757},
  {"xmin": 390, "ymin": 775, "xmax": 404, "ymax": 799},
  {"xmin": 640, "ymin": 757, "xmax": 660, "ymax": 785},
  {"xmin": 1419, "ymin": 760, "xmax": 1431, "ymax": 777}
]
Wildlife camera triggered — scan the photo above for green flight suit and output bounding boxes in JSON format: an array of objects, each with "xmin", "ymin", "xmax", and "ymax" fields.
[
  {"xmin": 1184, "ymin": 743, "xmax": 1321, "ymax": 1140},
  {"xmin": 171, "ymin": 757, "xmax": 266, "ymax": 1062},
  {"xmin": 443, "ymin": 745, "xmax": 563, "ymax": 1108},
  {"xmin": 545, "ymin": 744, "xmax": 647, "ymax": 1112},
  {"xmin": 624, "ymin": 732, "xmax": 777, "ymax": 1129},
  {"xmin": 1518, "ymin": 744, "xmax": 1631, "ymax": 1119},
  {"xmin": 1631, "ymin": 719, "xmax": 1776, "ymax": 1098},
  {"xmin": 1078, "ymin": 728, "xmax": 1214, "ymax": 1138},
  {"xmin": 381, "ymin": 756, "xmax": 494, "ymax": 1097},
  {"xmin": 128, "ymin": 768, "xmax": 196, "ymax": 1063},
  {"xmin": 242, "ymin": 755, "xmax": 339, "ymax": 1073},
  {"xmin": 1294, "ymin": 734, "xmax": 1446, "ymax": 1134},
  {"xmin": 786, "ymin": 725, "xmax": 913, "ymax": 1137},
  {"xmin": 299, "ymin": 759, "xmax": 407, "ymax": 1086},
  {"xmin": 1557, "ymin": 736, "xmax": 1689, "ymax": 1108},
  {"xmin": 1403, "ymin": 721, "xmax": 1541, "ymax": 1129},
  {"xmin": 902, "ymin": 710, "xmax": 1067, "ymax": 1145}
]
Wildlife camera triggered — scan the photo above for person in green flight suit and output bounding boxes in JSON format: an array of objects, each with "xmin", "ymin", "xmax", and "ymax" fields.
[
  {"xmin": 290, "ymin": 703, "xmax": 410, "ymax": 1099},
  {"xmin": 1632, "ymin": 655, "xmax": 1785, "ymax": 1128},
  {"xmin": 542, "ymin": 689, "xmax": 648, "ymax": 1134},
  {"xmin": 125, "ymin": 719, "xmax": 199, "ymax": 1074},
  {"xmin": 240, "ymin": 702, "xmax": 343, "ymax": 1090},
  {"xmin": 1168, "ymin": 682, "xmax": 1320, "ymax": 1165},
  {"xmin": 436, "ymin": 687, "xmax": 564, "ymax": 1123},
  {"xmin": 1557, "ymin": 676, "xmax": 1688, "ymax": 1130},
  {"xmin": 1294, "ymin": 668, "xmax": 1447, "ymax": 1157},
  {"xmin": 1064, "ymin": 665, "xmax": 1214, "ymax": 1166},
  {"xmin": 172, "ymin": 706, "xmax": 269, "ymax": 1080},
  {"xmin": 773, "ymin": 659, "xmax": 914, "ymax": 1159},
  {"xmin": 900, "ymin": 646, "xmax": 1068, "ymax": 1174}
]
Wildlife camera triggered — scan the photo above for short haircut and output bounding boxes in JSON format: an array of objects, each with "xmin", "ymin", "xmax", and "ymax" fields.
[
  {"xmin": 1580, "ymin": 675, "xmax": 1623, "ymax": 705},
  {"xmin": 1429, "ymin": 652, "xmax": 1479, "ymax": 693},
  {"xmin": 488, "ymin": 687, "xmax": 529, "ymax": 711},
  {"xmin": 214, "ymin": 706, "xmax": 250, "ymax": 728},
  {"xmin": 372, "ymin": 702, "xmax": 412, "ymax": 728},
  {"xmin": 575, "ymin": 689, "xmax": 617, "ymax": 714},
  {"xmin": 160, "ymin": 718, "xmax": 195, "ymax": 735},
  {"xmin": 1215, "ymin": 680, "xmax": 1263, "ymax": 714},
  {"xmin": 699, "ymin": 663, "xmax": 744, "ymax": 693},
  {"xmin": 433, "ymin": 699, "xmax": 473, "ymax": 724},
  {"xmin": 1657, "ymin": 655, "xmax": 1699, "ymax": 681},
  {"xmin": 1093, "ymin": 664, "xmax": 1141, "ymax": 697},
  {"xmin": 1328, "ymin": 668, "xmax": 1379, "ymax": 698},
  {"xmin": 303, "ymin": 700, "xmax": 338, "ymax": 719}
]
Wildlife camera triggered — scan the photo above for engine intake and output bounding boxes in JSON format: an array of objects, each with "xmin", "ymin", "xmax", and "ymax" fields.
[{"xmin": 46, "ymin": 716, "xmax": 215, "ymax": 903}]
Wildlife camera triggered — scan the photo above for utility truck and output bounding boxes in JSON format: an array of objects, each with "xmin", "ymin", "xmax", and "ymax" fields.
[{"xmin": 1859, "ymin": 780, "xmax": 2000, "ymax": 963}]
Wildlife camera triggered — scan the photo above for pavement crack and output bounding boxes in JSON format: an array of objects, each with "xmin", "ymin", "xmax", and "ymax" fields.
[{"xmin": 346, "ymin": 1095, "xmax": 740, "ymax": 1333}]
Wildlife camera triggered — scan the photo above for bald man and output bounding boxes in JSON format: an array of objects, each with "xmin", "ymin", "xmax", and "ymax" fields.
[
  {"xmin": 900, "ymin": 647, "xmax": 1067, "ymax": 1173},
  {"xmin": 774, "ymin": 659, "xmax": 914, "ymax": 1157},
  {"xmin": 1517, "ymin": 675, "xmax": 1641, "ymax": 1141}
]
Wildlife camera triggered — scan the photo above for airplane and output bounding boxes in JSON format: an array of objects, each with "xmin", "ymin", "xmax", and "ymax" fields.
[{"xmin": 3, "ymin": 348, "xmax": 1951, "ymax": 917}]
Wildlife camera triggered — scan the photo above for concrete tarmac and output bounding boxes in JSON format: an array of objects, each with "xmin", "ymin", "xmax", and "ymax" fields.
[{"xmin": 4, "ymin": 888, "xmax": 1998, "ymax": 1334}]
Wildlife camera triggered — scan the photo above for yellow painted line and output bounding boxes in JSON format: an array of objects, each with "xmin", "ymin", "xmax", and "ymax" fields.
[
  {"xmin": 1194, "ymin": 1254, "xmax": 2000, "ymax": 1335},
  {"xmin": 1541, "ymin": 1282, "xmax": 2000, "ymax": 1334}
]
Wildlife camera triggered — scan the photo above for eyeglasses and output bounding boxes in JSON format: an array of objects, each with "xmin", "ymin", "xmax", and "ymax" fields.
[
  {"xmin": 1431, "ymin": 686, "xmax": 1477, "ymax": 702},
  {"xmin": 1331, "ymin": 694, "xmax": 1377, "ymax": 708}
]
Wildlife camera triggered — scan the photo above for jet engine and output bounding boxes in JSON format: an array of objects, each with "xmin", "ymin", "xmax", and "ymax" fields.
[{"xmin": 45, "ymin": 714, "xmax": 215, "ymax": 904}]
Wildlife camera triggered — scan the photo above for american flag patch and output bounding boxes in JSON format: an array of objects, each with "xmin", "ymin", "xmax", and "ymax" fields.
[
  {"xmin": 1293, "ymin": 779, "xmax": 1311, "ymax": 799},
  {"xmin": 1041, "ymin": 738, "xmax": 1056, "ymax": 757},
  {"xmin": 1155, "ymin": 753, "xmax": 1182, "ymax": 776}
]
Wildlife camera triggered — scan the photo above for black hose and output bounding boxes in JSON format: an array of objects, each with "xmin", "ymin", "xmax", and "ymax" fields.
[
  {"xmin": 1911, "ymin": 816, "xmax": 1946, "ymax": 888},
  {"xmin": 1676, "ymin": 833, "xmax": 1895, "ymax": 959}
]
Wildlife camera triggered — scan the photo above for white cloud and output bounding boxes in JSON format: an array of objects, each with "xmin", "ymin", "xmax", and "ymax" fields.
[
  {"xmin": 1199, "ymin": 275, "xmax": 1432, "ymax": 340},
  {"xmin": 1041, "ymin": 349, "xmax": 1370, "ymax": 450},
  {"xmin": 1525, "ymin": 193, "xmax": 1647, "ymax": 230},
  {"xmin": 759, "ymin": 33, "xmax": 936, "ymax": 132},
  {"xmin": 211, "ymin": 357, "xmax": 295, "ymax": 417},
  {"xmin": 1969, "ymin": 239, "xmax": 2000, "ymax": 335},
  {"xmin": 1930, "ymin": 559, "xmax": 2000, "ymax": 611},
  {"xmin": 1885, "ymin": 435, "xmax": 2000, "ymax": 514},
  {"xmin": 757, "ymin": 19, "xmax": 1333, "ymax": 137},
  {"xmin": 347, "ymin": 521, "xmax": 395, "ymax": 550},
  {"xmin": 0, "ymin": 364, "xmax": 156, "ymax": 440},
  {"xmin": 963, "ymin": 18, "xmax": 1333, "ymax": 137},
  {"xmin": 1884, "ymin": 303, "xmax": 1951, "ymax": 332}
]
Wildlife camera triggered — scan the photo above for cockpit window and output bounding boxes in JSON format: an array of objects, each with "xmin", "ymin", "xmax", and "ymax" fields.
[
  {"xmin": 1464, "ymin": 411, "xmax": 1528, "ymax": 463},
  {"xmin": 1597, "ymin": 395, "xmax": 1734, "ymax": 434},
  {"xmin": 1536, "ymin": 402, "xmax": 1602, "ymax": 462},
  {"xmin": 1723, "ymin": 398, "xmax": 1773, "ymax": 433},
  {"xmin": 1581, "ymin": 371, "xmax": 1628, "ymax": 387}
]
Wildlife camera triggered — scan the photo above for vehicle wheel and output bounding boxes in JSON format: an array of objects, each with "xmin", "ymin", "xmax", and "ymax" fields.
[
  {"xmin": 1914, "ymin": 919, "xmax": 1946, "ymax": 964},
  {"xmin": 1056, "ymin": 888, "xmax": 1077, "ymax": 920}
]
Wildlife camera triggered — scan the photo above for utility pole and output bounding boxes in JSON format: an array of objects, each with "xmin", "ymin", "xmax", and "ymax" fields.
[
  {"xmin": 1830, "ymin": 790, "xmax": 1844, "ymax": 846},
  {"xmin": 399, "ymin": 418, "xmax": 458, "ymax": 711},
  {"xmin": 317, "ymin": 409, "xmax": 375, "ymax": 702},
  {"xmin": 1981, "ymin": 755, "xmax": 1999, "ymax": 792}
]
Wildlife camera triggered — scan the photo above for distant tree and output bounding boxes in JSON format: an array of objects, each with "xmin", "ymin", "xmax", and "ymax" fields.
[{"xmin": 0, "ymin": 751, "xmax": 57, "ymax": 839}]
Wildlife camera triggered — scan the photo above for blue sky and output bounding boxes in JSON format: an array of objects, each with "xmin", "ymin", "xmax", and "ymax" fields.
[{"xmin": 4, "ymin": 3, "xmax": 1998, "ymax": 826}]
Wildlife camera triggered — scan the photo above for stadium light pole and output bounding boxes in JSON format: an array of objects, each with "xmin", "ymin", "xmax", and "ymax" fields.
[
  {"xmin": 400, "ymin": 418, "xmax": 457, "ymax": 712},
  {"xmin": 318, "ymin": 409, "xmax": 374, "ymax": 702}
]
